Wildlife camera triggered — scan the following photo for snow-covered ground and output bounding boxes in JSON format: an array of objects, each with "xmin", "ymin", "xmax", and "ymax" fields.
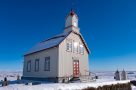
[
  {"xmin": 132, "ymin": 86, "xmax": 136, "ymax": 90},
  {"xmin": 0, "ymin": 71, "xmax": 22, "ymax": 81},
  {"xmin": 0, "ymin": 71, "xmax": 135, "ymax": 90},
  {"xmin": 0, "ymin": 80, "xmax": 131, "ymax": 90}
]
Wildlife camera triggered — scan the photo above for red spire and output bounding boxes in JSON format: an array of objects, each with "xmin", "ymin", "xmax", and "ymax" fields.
[
  {"xmin": 66, "ymin": 9, "xmax": 78, "ymax": 19},
  {"xmin": 70, "ymin": 9, "xmax": 75, "ymax": 16}
]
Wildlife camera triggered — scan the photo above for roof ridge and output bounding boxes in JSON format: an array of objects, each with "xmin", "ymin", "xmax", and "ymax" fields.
[
  {"xmin": 40, "ymin": 32, "xmax": 69, "ymax": 43},
  {"xmin": 41, "ymin": 35, "xmax": 65, "ymax": 43}
]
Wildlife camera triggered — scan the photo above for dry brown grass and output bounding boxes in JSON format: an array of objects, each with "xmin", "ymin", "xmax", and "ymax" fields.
[{"xmin": 82, "ymin": 83, "xmax": 132, "ymax": 90}]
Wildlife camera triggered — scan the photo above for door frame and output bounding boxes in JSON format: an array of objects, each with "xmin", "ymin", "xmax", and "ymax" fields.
[{"xmin": 73, "ymin": 60, "xmax": 80, "ymax": 77}]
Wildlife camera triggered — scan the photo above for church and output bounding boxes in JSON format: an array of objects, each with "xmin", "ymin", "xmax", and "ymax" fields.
[{"xmin": 22, "ymin": 10, "xmax": 91, "ymax": 83}]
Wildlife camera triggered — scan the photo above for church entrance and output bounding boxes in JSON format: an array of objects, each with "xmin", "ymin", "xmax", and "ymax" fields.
[{"xmin": 73, "ymin": 60, "xmax": 79, "ymax": 77}]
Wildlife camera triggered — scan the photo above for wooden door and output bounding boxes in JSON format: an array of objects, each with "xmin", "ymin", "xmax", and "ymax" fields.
[{"xmin": 73, "ymin": 60, "xmax": 79, "ymax": 77}]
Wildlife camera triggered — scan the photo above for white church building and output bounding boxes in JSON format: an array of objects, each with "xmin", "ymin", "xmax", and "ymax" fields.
[{"xmin": 22, "ymin": 10, "xmax": 91, "ymax": 82}]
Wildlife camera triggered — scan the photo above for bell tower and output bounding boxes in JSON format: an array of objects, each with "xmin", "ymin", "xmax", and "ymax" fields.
[{"xmin": 65, "ymin": 9, "xmax": 80, "ymax": 33}]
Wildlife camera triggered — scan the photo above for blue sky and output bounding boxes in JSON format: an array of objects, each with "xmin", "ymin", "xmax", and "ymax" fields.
[{"xmin": 0, "ymin": 0, "xmax": 136, "ymax": 71}]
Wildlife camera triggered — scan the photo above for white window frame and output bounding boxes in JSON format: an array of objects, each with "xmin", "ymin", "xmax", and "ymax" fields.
[
  {"xmin": 44, "ymin": 57, "xmax": 50, "ymax": 71},
  {"xmin": 79, "ymin": 43, "xmax": 84, "ymax": 54},
  {"xmin": 27, "ymin": 60, "xmax": 31, "ymax": 72},
  {"xmin": 35, "ymin": 59, "xmax": 39, "ymax": 72},
  {"xmin": 73, "ymin": 41, "xmax": 78, "ymax": 53},
  {"xmin": 66, "ymin": 38, "xmax": 72, "ymax": 52}
]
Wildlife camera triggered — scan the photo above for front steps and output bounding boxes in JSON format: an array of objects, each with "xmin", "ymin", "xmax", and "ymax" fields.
[
  {"xmin": 58, "ymin": 75, "xmax": 95, "ymax": 83},
  {"xmin": 80, "ymin": 75, "xmax": 95, "ymax": 82}
]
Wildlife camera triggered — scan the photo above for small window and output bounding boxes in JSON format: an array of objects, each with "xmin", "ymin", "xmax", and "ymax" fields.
[
  {"xmin": 44, "ymin": 57, "xmax": 50, "ymax": 71},
  {"xmin": 79, "ymin": 44, "xmax": 84, "ymax": 54},
  {"xmin": 27, "ymin": 60, "xmax": 31, "ymax": 72},
  {"xmin": 35, "ymin": 59, "xmax": 39, "ymax": 72},
  {"xmin": 73, "ymin": 41, "xmax": 78, "ymax": 53},
  {"xmin": 66, "ymin": 39, "xmax": 72, "ymax": 52}
]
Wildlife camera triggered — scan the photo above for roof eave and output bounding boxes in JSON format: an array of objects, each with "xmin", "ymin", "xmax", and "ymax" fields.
[{"xmin": 24, "ymin": 45, "xmax": 58, "ymax": 56}]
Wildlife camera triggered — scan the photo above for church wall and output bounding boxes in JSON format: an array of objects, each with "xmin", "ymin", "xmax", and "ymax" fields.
[
  {"xmin": 58, "ymin": 32, "xmax": 89, "ymax": 77},
  {"xmin": 23, "ymin": 47, "xmax": 59, "ymax": 78}
]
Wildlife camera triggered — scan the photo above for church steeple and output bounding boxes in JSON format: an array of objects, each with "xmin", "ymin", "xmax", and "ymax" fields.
[{"xmin": 65, "ymin": 9, "xmax": 80, "ymax": 33}]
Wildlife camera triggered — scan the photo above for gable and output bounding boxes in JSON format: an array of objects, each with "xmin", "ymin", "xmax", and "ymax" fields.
[
  {"xmin": 24, "ymin": 31, "xmax": 90, "ymax": 56},
  {"xmin": 61, "ymin": 31, "xmax": 90, "ymax": 54}
]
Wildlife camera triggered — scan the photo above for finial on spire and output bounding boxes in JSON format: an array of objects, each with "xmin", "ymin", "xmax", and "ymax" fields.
[
  {"xmin": 70, "ymin": 8, "xmax": 75, "ymax": 16},
  {"xmin": 116, "ymin": 69, "xmax": 119, "ymax": 73},
  {"xmin": 70, "ymin": 0, "xmax": 76, "ymax": 16},
  {"xmin": 71, "ymin": 0, "xmax": 74, "ymax": 10}
]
